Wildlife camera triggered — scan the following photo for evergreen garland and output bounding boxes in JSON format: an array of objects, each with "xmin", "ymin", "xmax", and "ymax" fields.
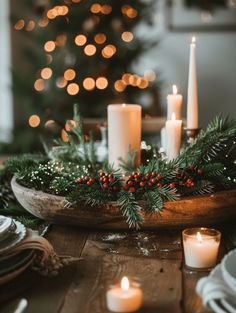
[{"xmin": 0, "ymin": 114, "xmax": 235, "ymax": 229}]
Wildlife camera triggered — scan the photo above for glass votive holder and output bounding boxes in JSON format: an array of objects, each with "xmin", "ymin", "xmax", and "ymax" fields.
[
  {"xmin": 182, "ymin": 227, "xmax": 221, "ymax": 270},
  {"xmin": 106, "ymin": 276, "xmax": 143, "ymax": 312}
]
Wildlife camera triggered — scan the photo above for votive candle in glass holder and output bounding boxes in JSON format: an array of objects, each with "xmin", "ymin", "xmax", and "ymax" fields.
[
  {"xmin": 182, "ymin": 228, "xmax": 221, "ymax": 269},
  {"xmin": 106, "ymin": 276, "xmax": 143, "ymax": 312}
]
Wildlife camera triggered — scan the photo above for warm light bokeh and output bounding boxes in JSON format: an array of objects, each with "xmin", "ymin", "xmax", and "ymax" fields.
[
  {"xmin": 64, "ymin": 69, "xmax": 76, "ymax": 81},
  {"xmin": 83, "ymin": 77, "xmax": 96, "ymax": 90},
  {"xmin": 41, "ymin": 67, "xmax": 53, "ymax": 80},
  {"xmin": 44, "ymin": 41, "xmax": 56, "ymax": 52},
  {"xmin": 94, "ymin": 33, "xmax": 106, "ymax": 44},
  {"xmin": 29, "ymin": 115, "xmax": 41, "ymax": 128},
  {"xmin": 75, "ymin": 34, "xmax": 87, "ymax": 46},
  {"xmin": 67, "ymin": 83, "xmax": 80, "ymax": 95},
  {"xmin": 96, "ymin": 77, "xmax": 108, "ymax": 89},
  {"xmin": 84, "ymin": 44, "xmax": 97, "ymax": 56},
  {"xmin": 34, "ymin": 79, "xmax": 45, "ymax": 92},
  {"xmin": 121, "ymin": 31, "xmax": 134, "ymax": 42}
]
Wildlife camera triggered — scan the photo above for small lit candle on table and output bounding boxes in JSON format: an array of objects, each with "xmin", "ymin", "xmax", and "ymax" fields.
[
  {"xmin": 167, "ymin": 84, "xmax": 183, "ymax": 120},
  {"xmin": 106, "ymin": 276, "xmax": 143, "ymax": 312},
  {"xmin": 165, "ymin": 113, "xmax": 182, "ymax": 161},
  {"xmin": 182, "ymin": 228, "xmax": 221, "ymax": 269}
]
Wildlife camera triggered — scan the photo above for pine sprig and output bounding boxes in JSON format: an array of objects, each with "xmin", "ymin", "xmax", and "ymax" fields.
[
  {"xmin": 143, "ymin": 191, "xmax": 163, "ymax": 213},
  {"xmin": 179, "ymin": 180, "xmax": 214, "ymax": 196},
  {"xmin": 118, "ymin": 190, "xmax": 143, "ymax": 230}
]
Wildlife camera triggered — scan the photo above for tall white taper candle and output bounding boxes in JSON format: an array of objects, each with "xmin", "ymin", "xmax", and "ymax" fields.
[
  {"xmin": 108, "ymin": 104, "xmax": 141, "ymax": 169},
  {"xmin": 187, "ymin": 37, "xmax": 198, "ymax": 129}
]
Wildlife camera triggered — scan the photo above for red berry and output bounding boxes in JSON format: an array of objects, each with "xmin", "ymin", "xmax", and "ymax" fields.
[
  {"xmin": 108, "ymin": 173, "xmax": 113, "ymax": 179},
  {"xmin": 157, "ymin": 174, "xmax": 162, "ymax": 180},
  {"xmin": 148, "ymin": 182, "xmax": 153, "ymax": 187},
  {"xmin": 103, "ymin": 183, "xmax": 109, "ymax": 189},
  {"xmin": 132, "ymin": 172, "xmax": 137, "ymax": 177},
  {"xmin": 151, "ymin": 172, "xmax": 156, "ymax": 177},
  {"xmin": 157, "ymin": 183, "xmax": 162, "ymax": 188},
  {"xmin": 145, "ymin": 173, "xmax": 150, "ymax": 180},
  {"xmin": 99, "ymin": 177, "xmax": 104, "ymax": 182},
  {"xmin": 140, "ymin": 181, "xmax": 145, "ymax": 187},
  {"xmin": 129, "ymin": 187, "xmax": 136, "ymax": 193},
  {"xmin": 87, "ymin": 179, "xmax": 94, "ymax": 186},
  {"xmin": 134, "ymin": 177, "xmax": 140, "ymax": 182},
  {"xmin": 123, "ymin": 185, "xmax": 129, "ymax": 191},
  {"xmin": 109, "ymin": 178, "xmax": 114, "ymax": 183},
  {"xmin": 76, "ymin": 178, "xmax": 83, "ymax": 184},
  {"xmin": 137, "ymin": 172, "xmax": 141, "ymax": 177},
  {"xmin": 169, "ymin": 183, "xmax": 175, "ymax": 189},
  {"xmin": 197, "ymin": 169, "xmax": 203, "ymax": 175},
  {"xmin": 190, "ymin": 182, "xmax": 195, "ymax": 187},
  {"xmin": 99, "ymin": 172, "xmax": 104, "ymax": 177},
  {"xmin": 127, "ymin": 180, "xmax": 133, "ymax": 186},
  {"xmin": 103, "ymin": 177, "xmax": 108, "ymax": 183},
  {"xmin": 151, "ymin": 178, "xmax": 157, "ymax": 184}
]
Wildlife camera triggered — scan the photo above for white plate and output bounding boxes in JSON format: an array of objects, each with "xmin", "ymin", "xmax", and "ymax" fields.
[{"xmin": 222, "ymin": 249, "xmax": 236, "ymax": 291}]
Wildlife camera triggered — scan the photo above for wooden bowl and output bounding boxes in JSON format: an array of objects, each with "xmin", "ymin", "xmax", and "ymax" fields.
[{"xmin": 11, "ymin": 177, "xmax": 236, "ymax": 230}]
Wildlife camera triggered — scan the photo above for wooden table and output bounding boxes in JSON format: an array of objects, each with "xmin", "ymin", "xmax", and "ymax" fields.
[{"xmin": 0, "ymin": 225, "xmax": 225, "ymax": 313}]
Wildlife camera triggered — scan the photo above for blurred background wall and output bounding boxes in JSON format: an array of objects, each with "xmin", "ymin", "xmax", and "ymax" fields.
[{"xmin": 136, "ymin": 0, "xmax": 236, "ymax": 127}]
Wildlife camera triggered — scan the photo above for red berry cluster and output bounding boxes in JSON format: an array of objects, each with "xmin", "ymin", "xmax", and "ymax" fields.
[
  {"xmin": 123, "ymin": 171, "xmax": 164, "ymax": 193},
  {"xmin": 99, "ymin": 172, "xmax": 120, "ymax": 191},
  {"xmin": 76, "ymin": 176, "xmax": 95, "ymax": 186},
  {"xmin": 185, "ymin": 178, "xmax": 195, "ymax": 188}
]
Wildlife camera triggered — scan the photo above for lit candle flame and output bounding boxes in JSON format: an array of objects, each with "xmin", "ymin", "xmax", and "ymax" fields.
[
  {"xmin": 121, "ymin": 276, "xmax": 130, "ymax": 291},
  {"xmin": 197, "ymin": 231, "xmax": 202, "ymax": 243},
  {"xmin": 171, "ymin": 112, "xmax": 176, "ymax": 121},
  {"xmin": 172, "ymin": 84, "xmax": 178, "ymax": 95},
  {"xmin": 122, "ymin": 103, "xmax": 126, "ymax": 108},
  {"xmin": 192, "ymin": 36, "xmax": 196, "ymax": 44}
]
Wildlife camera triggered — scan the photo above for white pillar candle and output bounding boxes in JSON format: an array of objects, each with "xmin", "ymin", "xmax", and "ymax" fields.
[
  {"xmin": 106, "ymin": 276, "xmax": 143, "ymax": 312},
  {"xmin": 167, "ymin": 85, "xmax": 183, "ymax": 120},
  {"xmin": 187, "ymin": 37, "xmax": 198, "ymax": 129},
  {"xmin": 165, "ymin": 113, "xmax": 182, "ymax": 161},
  {"xmin": 108, "ymin": 104, "xmax": 142, "ymax": 169},
  {"xmin": 183, "ymin": 228, "xmax": 221, "ymax": 269}
]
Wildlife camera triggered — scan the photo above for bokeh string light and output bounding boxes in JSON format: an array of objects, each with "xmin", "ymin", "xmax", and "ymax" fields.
[
  {"xmin": 67, "ymin": 83, "xmax": 80, "ymax": 95},
  {"xmin": 83, "ymin": 77, "xmax": 96, "ymax": 91},
  {"xmin": 75, "ymin": 34, "xmax": 87, "ymax": 46},
  {"xmin": 44, "ymin": 41, "xmax": 56, "ymax": 52},
  {"xmin": 64, "ymin": 69, "xmax": 76, "ymax": 81},
  {"xmin": 29, "ymin": 115, "xmax": 40, "ymax": 128},
  {"xmin": 41, "ymin": 67, "xmax": 52, "ymax": 80}
]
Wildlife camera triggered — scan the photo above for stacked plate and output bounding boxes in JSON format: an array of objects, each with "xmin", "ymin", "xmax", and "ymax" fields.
[
  {"xmin": 0, "ymin": 216, "xmax": 34, "ymax": 285},
  {"xmin": 197, "ymin": 249, "xmax": 236, "ymax": 313}
]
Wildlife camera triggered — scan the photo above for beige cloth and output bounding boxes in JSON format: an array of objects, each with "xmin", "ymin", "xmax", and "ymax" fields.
[{"xmin": 0, "ymin": 229, "xmax": 81, "ymax": 276}]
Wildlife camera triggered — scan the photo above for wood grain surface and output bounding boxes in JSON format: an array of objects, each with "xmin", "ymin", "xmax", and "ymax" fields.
[{"xmin": 0, "ymin": 225, "xmax": 226, "ymax": 313}]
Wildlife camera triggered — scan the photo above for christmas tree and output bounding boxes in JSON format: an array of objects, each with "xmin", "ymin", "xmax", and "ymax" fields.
[{"xmin": 7, "ymin": 0, "xmax": 159, "ymax": 153}]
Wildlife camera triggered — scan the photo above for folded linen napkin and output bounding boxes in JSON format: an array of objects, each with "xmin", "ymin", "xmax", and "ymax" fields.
[
  {"xmin": 0, "ymin": 229, "xmax": 80, "ymax": 276},
  {"xmin": 196, "ymin": 250, "xmax": 236, "ymax": 313}
]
